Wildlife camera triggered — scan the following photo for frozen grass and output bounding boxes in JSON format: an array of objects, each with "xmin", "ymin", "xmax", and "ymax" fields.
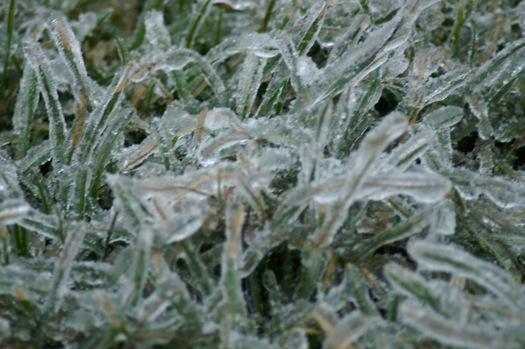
[{"xmin": 1, "ymin": 0, "xmax": 525, "ymax": 348}]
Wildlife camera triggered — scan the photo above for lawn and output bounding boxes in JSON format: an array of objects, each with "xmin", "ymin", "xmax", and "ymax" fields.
[{"xmin": 0, "ymin": 0, "xmax": 525, "ymax": 348}]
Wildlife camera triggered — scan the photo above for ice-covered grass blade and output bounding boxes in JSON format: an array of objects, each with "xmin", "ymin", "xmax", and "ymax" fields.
[
  {"xmin": 127, "ymin": 231, "xmax": 151, "ymax": 308},
  {"xmin": 166, "ymin": 49, "xmax": 226, "ymax": 102},
  {"xmin": 74, "ymin": 64, "xmax": 131, "ymax": 163},
  {"xmin": 399, "ymin": 301, "xmax": 501, "ymax": 349},
  {"xmin": 466, "ymin": 95, "xmax": 492, "ymax": 140},
  {"xmin": 179, "ymin": 240, "xmax": 212, "ymax": 297},
  {"xmin": 323, "ymin": 311, "xmax": 371, "ymax": 349},
  {"xmin": 11, "ymin": 225, "xmax": 30, "ymax": 257},
  {"xmin": 89, "ymin": 109, "xmax": 131, "ymax": 196},
  {"xmin": 294, "ymin": 2, "xmax": 326, "ymax": 56},
  {"xmin": 0, "ymin": 153, "xmax": 22, "ymax": 199},
  {"xmin": 0, "ymin": 199, "xmax": 30, "ymax": 226},
  {"xmin": 44, "ymin": 223, "xmax": 86, "ymax": 313},
  {"xmin": 18, "ymin": 208, "xmax": 61, "ymax": 241},
  {"xmin": 384, "ymin": 263, "xmax": 441, "ymax": 312},
  {"xmin": 424, "ymin": 106, "xmax": 464, "ymax": 130},
  {"xmin": 0, "ymin": 264, "xmax": 51, "ymax": 300},
  {"xmin": 186, "ymin": 0, "xmax": 213, "ymax": 48},
  {"xmin": 69, "ymin": 166, "xmax": 92, "ymax": 219},
  {"xmin": 468, "ymin": 38, "xmax": 525, "ymax": 92},
  {"xmin": 106, "ymin": 174, "xmax": 150, "ymax": 233},
  {"xmin": 17, "ymin": 142, "xmax": 52, "ymax": 177},
  {"xmin": 221, "ymin": 197, "xmax": 247, "ymax": 319},
  {"xmin": 13, "ymin": 66, "xmax": 39, "ymax": 159},
  {"xmin": 327, "ymin": 15, "xmax": 370, "ymax": 65},
  {"xmin": 353, "ymin": 210, "xmax": 431, "ymax": 261},
  {"xmin": 297, "ymin": 249, "xmax": 325, "ymax": 300},
  {"xmin": 337, "ymin": 74, "xmax": 382, "ymax": 157},
  {"xmin": 359, "ymin": 172, "xmax": 451, "ymax": 203},
  {"xmin": 24, "ymin": 40, "xmax": 68, "ymax": 165},
  {"xmin": 386, "ymin": 127, "xmax": 435, "ymax": 170},
  {"xmin": 317, "ymin": 2, "xmax": 413, "ymax": 102},
  {"xmin": 236, "ymin": 54, "xmax": 266, "ymax": 120},
  {"xmin": 256, "ymin": 75, "xmax": 288, "ymax": 117},
  {"xmin": 347, "ymin": 112, "xmax": 408, "ymax": 186},
  {"xmin": 315, "ymin": 112, "xmax": 408, "ymax": 247},
  {"xmin": 409, "ymin": 240, "xmax": 525, "ymax": 311},
  {"xmin": 50, "ymin": 16, "xmax": 100, "ymax": 111},
  {"xmin": 114, "ymin": 36, "xmax": 130, "ymax": 66}
]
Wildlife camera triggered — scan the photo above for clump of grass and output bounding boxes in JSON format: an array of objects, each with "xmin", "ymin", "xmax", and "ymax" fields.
[{"xmin": 1, "ymin": 0, "xmax": 525, "ymax": 348}]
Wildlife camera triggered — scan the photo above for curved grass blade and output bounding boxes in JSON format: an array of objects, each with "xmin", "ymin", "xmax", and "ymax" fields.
[
  {"xmin": 24, "ymin": 40, "xmax": 68, "ymax": 166},
  {"xmin": 74, "ymin": 64, "xmax": 132, "ymax": 163},
  {"xmin": 50, "ymin": 16, "xmax": 100, "ymax": 111},
  {"xmin": 409, "ymin": 241, "xmax": 525, "ymax": 311},
  {"xmin": 316, "ymin": 112, "xmax": 408, "ymax": 247},
  {"xmin": 400, "ymin": 301, "xmax": 502, "ymax": 349}
]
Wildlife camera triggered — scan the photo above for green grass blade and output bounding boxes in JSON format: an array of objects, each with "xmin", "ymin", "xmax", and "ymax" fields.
[
  {"xmin": 186, "ymin": 0, "xmax": 213, "ymax": 48},
  {"xmin": 384, "ymin": 263, "xmax": 441, "ymax": 312},
  {"xmin": 114, "ymin": 36, "xmax": 130, "ymax": 66},
  {"xmin": 50, "ymin": 16, "xmax": 100, "ymax": 111},
  {"xmin": 353, "ymin": 210, "xmax": 431, "ymax": 261},
  {"xmin": 74, "ymin": 65, "xmax": 131, "ymax": 163},
  {"xmin": 13, "ymin": 66, "xmax": 39, "ymax": 159},
  {"xmin": 221, "ymin": 198, "xmax": 247, "ymax": 319},
  {"xmin": 297, "ymin": 249, "xmax": 324, "ymax": 299},
  {"xmin": 24, "ymin": 40, "xmax": 68, "ymax": 166},
  {"xmin": 294, "ymin": 2, "xmax": 326, "ymax": 56},
  {"xmin": 236, "ymin": 54, "xmax": 266, "ymax": 120}
]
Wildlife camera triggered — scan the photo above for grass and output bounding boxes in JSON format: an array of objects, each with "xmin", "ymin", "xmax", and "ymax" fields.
[{"xmin": 1, "ymin": 0, "xmax": 525, "ymax": 348}]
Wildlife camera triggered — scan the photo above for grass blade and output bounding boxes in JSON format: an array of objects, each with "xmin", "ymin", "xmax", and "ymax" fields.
[
  {"xmin": 186, "ymin": 0, "xmax": 213, "ymax": 48},
  {"xmin": 45, "ymin": 223, "xmax": 87, "ymax": 313},
  {"xmin": 74, "ymin": 64, "xmax": 131, "ymax": 163},
  {"xmin": 236, "ymin": 54, "xmax": 266, "ymax": 120},
  {"xmin": 50, "ymin": 16, "xmax": 100, "ymax": 111},
  {"xmin": 13, "ymin": 66, "xmax": 39, "ymax": 159},
  {"xmin": 353, "ymin": 210, "xmax": 430, "ymax": 261},
  {"xmin": 409, "ymin": 240, "xmax": 525, "ymax": 311},
  {"xmin": 221, "ymin": 198, "xmax": 247, "ymax": 319},
  {"xmin": 294, "ymin": 2, "xmax": 326, "ymax": 56},
  {"xmin": 24, "ymin": 40, "xmax": 68, "ymax": 165}
]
